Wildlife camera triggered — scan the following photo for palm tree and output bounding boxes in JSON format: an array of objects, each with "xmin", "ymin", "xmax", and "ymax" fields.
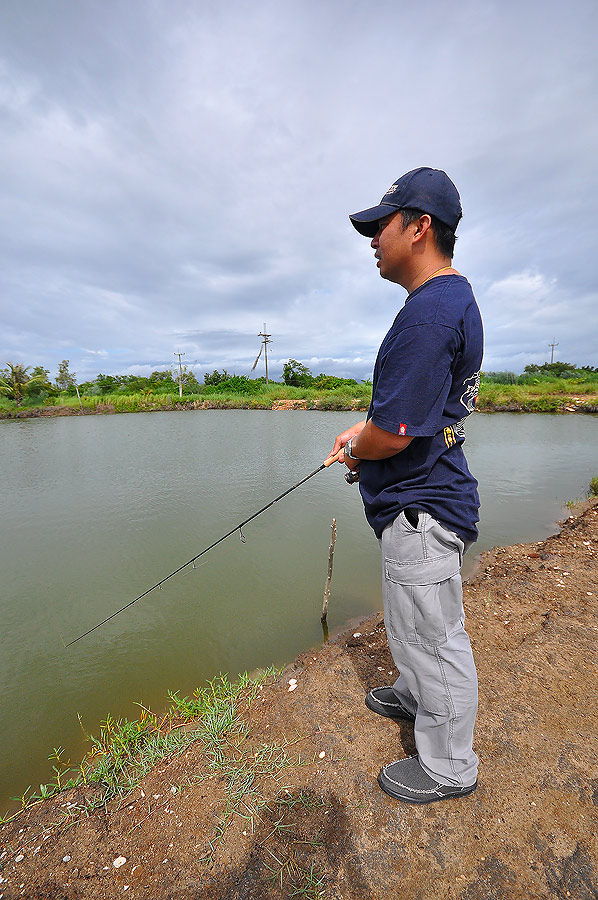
[{"xmin": 0, "ymin": 362, "xmax": 49, "ymax": 406}]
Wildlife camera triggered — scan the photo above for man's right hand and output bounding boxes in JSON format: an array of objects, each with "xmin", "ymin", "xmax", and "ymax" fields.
[{"xmin": 324, "ymin": 420, "xmax": 367, "ymax": 465}]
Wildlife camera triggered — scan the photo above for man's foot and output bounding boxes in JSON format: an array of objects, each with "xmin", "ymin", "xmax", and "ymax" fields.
[
  {"xmin": 378, "ymin": 755, "xmax": 477, "ymax": 804},
  {"xmin": 365, "ymin": 687, "xmax": 416, "ymax": 722}
]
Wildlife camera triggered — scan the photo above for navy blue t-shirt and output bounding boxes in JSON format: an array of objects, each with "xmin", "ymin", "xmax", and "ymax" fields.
[{"xmin": 359, "ymin": 274, "xmax": 483, "ymax": 543}]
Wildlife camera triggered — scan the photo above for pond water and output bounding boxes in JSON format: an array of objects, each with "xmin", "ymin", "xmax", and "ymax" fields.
[{"xmin": 1, "ymin": 410, "xmax": 596, "ymax": 812}]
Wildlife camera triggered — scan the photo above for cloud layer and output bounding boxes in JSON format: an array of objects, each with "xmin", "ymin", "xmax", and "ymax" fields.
[{"xmin": 1, "ymin": 0, "xmax": 596, "ymax": 382}]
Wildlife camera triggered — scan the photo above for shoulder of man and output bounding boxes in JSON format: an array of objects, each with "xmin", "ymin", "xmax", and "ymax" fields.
[{"xmin": 401, "ymin": 275, "xmax": 477, "ymax": 327}]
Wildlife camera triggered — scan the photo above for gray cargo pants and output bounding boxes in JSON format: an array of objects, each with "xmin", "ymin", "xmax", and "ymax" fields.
[{"xmin": 379, "ymin": 510, "xmax": 479, "ymax": 787}]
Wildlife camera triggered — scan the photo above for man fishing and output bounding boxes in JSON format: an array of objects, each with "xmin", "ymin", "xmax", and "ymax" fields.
[{"xmin": 327, "ymin": 167, "xmax": 483, "ymax": 804}]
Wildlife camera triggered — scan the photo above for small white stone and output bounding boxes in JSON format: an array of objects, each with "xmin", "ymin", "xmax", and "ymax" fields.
[
  {"xmin": 14, "ymin": 855, "xmax": 24, "ymax": 863},
  {"xmin": 62, "ymin": 855, "xmax": 72, "ymax": 863},
  {"xmin": 318, "ymin": 751, "xmax": 326, "ymax": 759},
  {"xmin": 353, "ymin": 632, "xmax": 362, "ymax": 637},
  {"xmin": 113, "ymin": 856, "xmax": 127, "ymax": 869},
  {"xmin": 288, "ymin": 678, "xmax": 297, "ymax": 686},
  {"xmin": 288, "ymin": 683, "xmax": 297, "ymax": 692},
  {"xmin": 153, "ymin": 794, "xmax": 160, "ymax": 800}
]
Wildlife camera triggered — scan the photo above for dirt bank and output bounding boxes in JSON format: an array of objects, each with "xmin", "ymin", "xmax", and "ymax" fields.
[
  {"xmin": 2, "ymin": 396, "xmax": 598, "ymax": 418},
  {"xmin": 2, "ymin": 502, "xmax": 597, "ymax": 899}
]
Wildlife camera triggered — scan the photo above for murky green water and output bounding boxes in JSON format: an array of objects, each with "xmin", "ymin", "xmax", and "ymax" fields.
[{"xmin": 1, "ymin": 410, "xmax": 596, "ymax": 811}]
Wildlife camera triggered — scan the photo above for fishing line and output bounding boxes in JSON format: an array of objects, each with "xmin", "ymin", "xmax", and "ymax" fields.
[{"xmin": 65, "ymin": 459, "xmax": 340, "ymax": 647}]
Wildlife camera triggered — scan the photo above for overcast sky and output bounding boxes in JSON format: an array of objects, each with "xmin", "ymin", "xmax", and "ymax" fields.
[{"xmin": 1, "ymin": 0, "xmax": 596, "ymax": 383}]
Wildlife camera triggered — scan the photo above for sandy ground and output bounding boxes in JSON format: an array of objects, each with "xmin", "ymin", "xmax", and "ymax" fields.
[{"xmin": 1, "ymin": 501, "xmax": 597, "ymax": 899}]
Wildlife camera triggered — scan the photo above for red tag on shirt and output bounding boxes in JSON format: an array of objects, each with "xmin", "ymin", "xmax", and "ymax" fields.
[{"xmin": 398, "ymin": 424, "xmax": 407, "ymax": 435}]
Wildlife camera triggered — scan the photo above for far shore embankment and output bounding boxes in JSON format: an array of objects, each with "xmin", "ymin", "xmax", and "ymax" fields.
[{"xmin": 2, "ymin": 387, "xmax": 598, "ymax": 420}]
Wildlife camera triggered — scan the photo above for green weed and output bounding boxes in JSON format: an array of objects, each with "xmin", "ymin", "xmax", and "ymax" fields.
[{"xmin": 563, "ymin": 497, "xmax": 581, "ymax": 510}]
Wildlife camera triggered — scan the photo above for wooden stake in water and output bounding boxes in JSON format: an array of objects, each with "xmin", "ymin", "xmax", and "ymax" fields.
[{"xmin": 321, "ymin": 518, "xmax": 337, "ymax": 623}]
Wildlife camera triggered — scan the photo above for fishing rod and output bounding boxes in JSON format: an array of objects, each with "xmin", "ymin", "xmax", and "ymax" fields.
[{"xmin": 65, "ymin": 452, "xmax": 355, "ymax": 647}]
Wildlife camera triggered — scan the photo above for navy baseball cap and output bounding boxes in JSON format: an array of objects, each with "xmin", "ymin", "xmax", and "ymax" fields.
[{"xmin": 349, "ymin": 167, "xmax": 462, "ymax": 237}]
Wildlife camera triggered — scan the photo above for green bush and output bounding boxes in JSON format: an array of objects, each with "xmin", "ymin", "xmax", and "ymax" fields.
[
  {"xmin": 481, "ymin": 371, "xmax": 518, "ymax": 384},
  {"xmin": 203, "ymin": 375, "xmax": 260, "ymax": 395}
]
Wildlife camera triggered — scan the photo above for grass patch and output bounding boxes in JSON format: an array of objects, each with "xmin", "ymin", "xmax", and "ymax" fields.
[
  {"xmin": 0, "ymin": 667, "xmax": 281, "ymax": 826},
  {"xmin": 2, "ymin": 378, "xmax": 597, "ymax": 417},
  {"xmin": 0, "ymin": 666, "xmax": 331, "ymax": 899}
]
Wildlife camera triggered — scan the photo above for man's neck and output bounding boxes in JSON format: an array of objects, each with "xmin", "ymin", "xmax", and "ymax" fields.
[{"xmin": 405, "ymin": 259, "xmax": 456, "ymax": 294}]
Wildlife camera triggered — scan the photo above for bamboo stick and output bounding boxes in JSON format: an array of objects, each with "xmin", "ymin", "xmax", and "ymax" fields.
[{"xmin": 321, "ymin": 518, "xmax": 337, "ymax": 623}]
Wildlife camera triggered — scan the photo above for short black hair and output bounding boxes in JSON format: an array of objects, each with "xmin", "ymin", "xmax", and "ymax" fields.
[{"xmin": 399, "ymin": 208, "xmax": 457, "ymax": 259}]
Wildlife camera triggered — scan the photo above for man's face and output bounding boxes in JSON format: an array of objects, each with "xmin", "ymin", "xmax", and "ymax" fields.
[{"xmin": 370, "ymin": 211, "xmax": 412, "ymax": 285}]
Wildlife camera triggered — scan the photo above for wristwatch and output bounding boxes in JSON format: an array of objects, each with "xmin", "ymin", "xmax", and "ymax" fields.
[{"xmin": 344, "ymin": 438, "xmax": 360, "ymax": 461}]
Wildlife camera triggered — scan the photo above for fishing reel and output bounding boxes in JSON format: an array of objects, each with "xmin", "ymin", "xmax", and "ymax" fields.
[{"xmin": 345, "ymin": 469, "xmax": 360, "ymax": 484}]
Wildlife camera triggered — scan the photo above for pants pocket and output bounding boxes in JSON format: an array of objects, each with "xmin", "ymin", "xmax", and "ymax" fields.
[{"xmin": 384, "ymin": 553, "xmax": 462, "ymax": 647}]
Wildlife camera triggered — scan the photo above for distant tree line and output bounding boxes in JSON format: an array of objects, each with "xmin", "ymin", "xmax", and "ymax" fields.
[
  {"xmin": 482, "ymin": 362, "xmax": 598, "ymax": 385},
  {"xmin": 0, "ymin": 360, "xmax": 202, "ymax": 405},
  {"xmin": 199, "ymin": 360, "xmax": 363, "ymax": 394},
  {"xmin": 4, "ymin": 357, "xmax": 596, "ymax": 407},
  {"xmin": 0, "ymin": 358, "xmax": 365, "ymax": 406}
]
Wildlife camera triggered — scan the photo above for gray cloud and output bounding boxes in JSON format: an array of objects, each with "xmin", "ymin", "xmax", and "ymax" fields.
[{"xmin": 1, "ymin": 0, "xmax": 597, "ymax": 382}]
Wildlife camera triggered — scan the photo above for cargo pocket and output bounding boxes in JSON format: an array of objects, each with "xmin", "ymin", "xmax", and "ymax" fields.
[{"xmin": 384, "ymin": 551, "xmax": 461, "ymax": 646}]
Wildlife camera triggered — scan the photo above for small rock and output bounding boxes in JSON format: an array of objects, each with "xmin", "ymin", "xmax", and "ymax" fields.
[
  {"xmin": 63, "ymin": 855, "xmax": 72, "ymax": 863},
  {"xmin": 288, "ymin": 683, "xmax": 297, "ymax": 692},
  {"xmin": 318, "ymin": 751, "xmax": 326, "ymax": 759},
  {"xmin": 113, "ymin": 856, "xmax": 127, "ymax": 869},
  {"xmin": 353, "ymin": 632, "xmax": 362, "ymax": 637},
  {"xmin": 14, "ymin": 855, "xmax": 24, "ymax": 863}
]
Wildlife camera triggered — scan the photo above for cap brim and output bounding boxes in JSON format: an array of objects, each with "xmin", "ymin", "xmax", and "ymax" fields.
[{"xmin": 349, "ymin": 203, "xmax": 400, "ymax": 237}]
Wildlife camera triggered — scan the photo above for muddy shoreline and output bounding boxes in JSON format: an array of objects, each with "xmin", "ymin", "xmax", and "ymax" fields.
[{"xmin": 1, "ymin": 501, "xmax": 597, "ymax": 899}]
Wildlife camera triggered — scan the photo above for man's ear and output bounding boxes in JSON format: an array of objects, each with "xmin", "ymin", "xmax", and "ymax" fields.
[{"xmin": 412, "ymin": 214, "xmax": 432, "ymax": 243}]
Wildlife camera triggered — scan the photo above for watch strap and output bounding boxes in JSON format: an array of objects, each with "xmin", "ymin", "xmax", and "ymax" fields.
[{"xmin": 345, "ymin": 438, "xmax": 360, "ymax": 460}]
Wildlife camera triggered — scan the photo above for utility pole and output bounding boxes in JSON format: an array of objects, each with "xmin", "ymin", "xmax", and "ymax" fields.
[
  {"xmin": 257, "ymin": 325, "xmax": 272, "ymax": 384},
  {"xmin": 548, "ymin": 339, "xmax": 559, "ymax": 364},
  {"xmin": 174, "ymin": 351, "xmax": 185, "ymax": 398}
]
